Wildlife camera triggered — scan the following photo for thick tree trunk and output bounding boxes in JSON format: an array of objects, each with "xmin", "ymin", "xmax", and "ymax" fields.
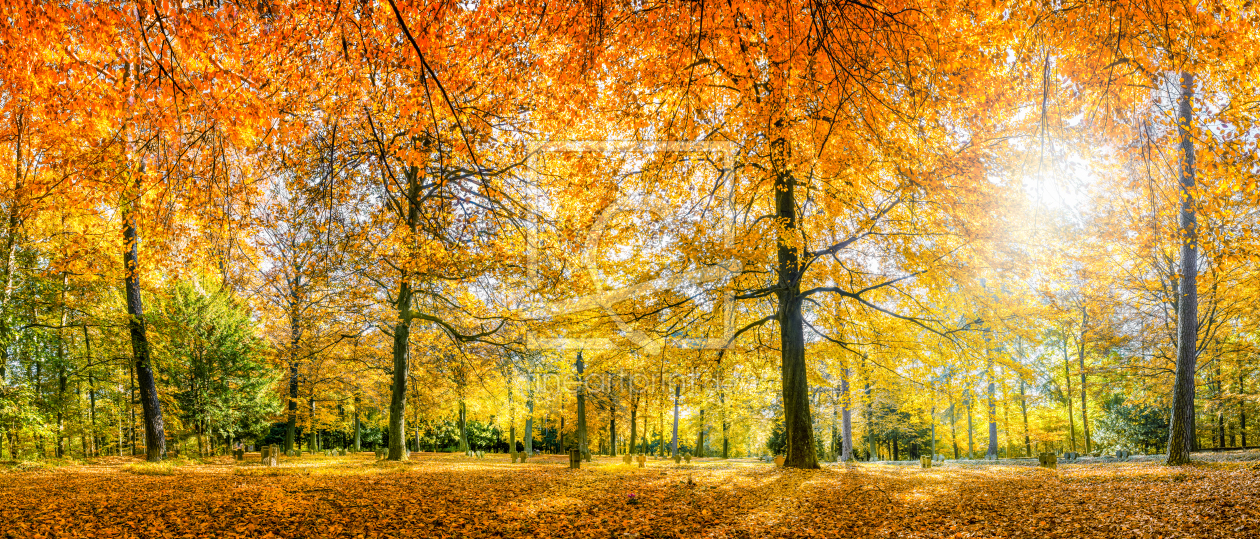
[
  {"xmin": 388, "ymin": 165, "xmax": 421, "ymax": 461},
  {"xmin": 123, "ymin": 169, "xmax": 165, "ymax": 462},
  {"xmin": 770, "ymin": 135, "xmax": 819, "ymax": 469},
  {"xmin": 1167, "ymin": 71, "xmax": 1198, "ymax": 466}
]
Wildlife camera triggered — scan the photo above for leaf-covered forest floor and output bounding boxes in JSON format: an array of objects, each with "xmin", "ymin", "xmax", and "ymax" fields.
[{"xmin": 2, "ymin": 452, "xmax": 1259, "ymax": 538}]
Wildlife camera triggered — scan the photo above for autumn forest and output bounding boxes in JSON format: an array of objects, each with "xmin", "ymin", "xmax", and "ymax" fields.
[{"xmin": 2, "ymin": 1, "xmax": 1260, "ymax": 537}]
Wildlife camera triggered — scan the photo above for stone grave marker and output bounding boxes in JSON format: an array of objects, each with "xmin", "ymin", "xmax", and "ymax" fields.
[
  {"xmin": 637, "ymin": 454, "xmax": 646, "ymax": 468},
  {"xmin": 920, "ymin": 456, "xmax": 932, "ymax": 468},
  {"xmin": 1038, "ymin": 452, "xmax": 1057, "ymax": 469},
  {"xmin": 569, "ymin": 449, "xmax": 581, "ymax": 469},
  {"xmin": 520, "ymin": 453, "xmax": 527, "ymax": 463},
  {"xmin": 623, "ymin": 454, "xmax": 632, "ymax": 465},
  {"xmin": 511, "ymin": 452, "xmax": 519, "ymax": 463},
  {"xmin": 684, "ymin": 454, "xmax": 692, "ymax": 464}
]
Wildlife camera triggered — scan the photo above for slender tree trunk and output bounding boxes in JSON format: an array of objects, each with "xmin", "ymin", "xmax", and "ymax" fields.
[
  {"xmin": 525, "ymin": 371, "xmax": 535, "ymax": 455},
  {"xmin": 1079, "ymin": 325, "xmax": 1091, "ymax": 454},
  {"xmin": 576, "ymin": 351, "xmax": 587, "ymax": 459},
  {"xmin": 1167, "ymin": 71, "xmax": 1199, "ymax": 466},
  {"xmin": 1020, "ymin": 378, "xmax": 1032, "ymax": 457},
  {"xmin": 354, "ymin": 394, "xmax": 361, "ymax": 451},
  {"xmin": 1240, "ymin": 370, "xmax": 1248, "ymax": 448},
  {"xmin": 1064, "ymin": 339, "xmax": 1077, "ymax": 452},
  {"xmin": 609, "ymin": 381, "xmax": 617, "ymax": 457},
  {"xmin": 966, "ymin": 393, "xmax": 974, "ymax": 459},
  {"xmin": 55, "ymin": 271, "xmax": 68, "ymax": 458},
  {"xmin": 123, "ymin": 167, "xmax": 165, "ymax": 462},
  {"xmin": 642, "ymin": 402, "xmax": 650, "ymax": 454},
  {"xmin": 695, "ymin": 408, "xmax": 705, "ymax": 457},
  {"xmin": 986, "ymin": 353, "xmax": 998, "ymax": 460},
  {"xmin": 285, "ymin": 278, "xmax": 302, "ymax": 452},
  {"xmin": 841, "ymin": 370, "xmax": 853, "ymax": 461},
  {"xmin": 629, "ymin": 391, "xmax": 638, "ymax": 455},
  {"xmin": 950, "ymin": 398, "xmax": 958, "ymax": 459},
  {"xmin": 509, "ymin": 380, "xmax": 517, "ymax": 458},
  {"xmin": 671, "ymin": 383, "xmax": 680, "ymax": 458},
  {"xmin": 458, "ymin": 399, "xmax": 469, "ymax": 452}
]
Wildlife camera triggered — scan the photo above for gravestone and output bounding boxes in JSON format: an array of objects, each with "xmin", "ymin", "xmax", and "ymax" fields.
[
  {"xmin": 569, "ymin": 449, "xmax": 581, "ymax": 469},
  {"xmin": 774, "ymin": 455, "xmax": 785, "ymax": 467},
  {"xmin": 520, "ymin": 453, "xmax": 527, "ymax": 463},
  {"xmin": 920, "ymin": 456, "xmax": 932, "ymax": 468},
  {"xmin": 1116, "ymin": 449, "xmax": 1130, "ymax": 462},
  {"xmin": 684, "ymin": 454, "xmax": 692, "ymax": 464},
  {"xmin": 512, "ymin": 452, "xmax": 519, "ymax": 463},
  {"xmin": 623, "ymin": 454, "xmax": 632, "ymax": 465},
  {"xmin": 637, "ymin": 454, "xmax": 646, "ymax": 468},
  {"xmin": 374, "ymin": 448, "xmax": 384, "ymax": 459},
  {"xmin": 1038, "ymin": 452, "xmax": 1057, "ymax": 469},
  {"xmin": 234, "ymin": 449, "xmax": 244, "ymax": 461},
  {"xmin": 339, "ymin": 449, "xmax": 347, "ymax": 456},
  {"xmin": 262, "ymin": 445, "xmax": 279, "ymax": 467}
]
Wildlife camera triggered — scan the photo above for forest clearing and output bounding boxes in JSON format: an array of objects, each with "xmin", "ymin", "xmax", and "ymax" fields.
[{"xmin": 4, "ymin": 451, "xmax": 1260, "ymax": 538}]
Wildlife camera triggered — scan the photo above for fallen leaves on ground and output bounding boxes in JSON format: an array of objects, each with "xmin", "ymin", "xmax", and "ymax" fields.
[{"xmin": 1, "ymin": 453, "xmax": 1258, "ymax": 538}]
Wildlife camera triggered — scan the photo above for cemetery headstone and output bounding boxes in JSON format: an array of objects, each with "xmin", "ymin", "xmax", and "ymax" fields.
[
  {"xmin": 569, "ymin": 449, "xmax": 581, "ymax": 469},
  {"xmin": 1038, "ymin": 452, "xmax": 1057, "ymax": 469},
  {"xmin": 920, "ymin": 455, "xmax": 932, "ymax": 468},
  {"xmin": 673, "ymin": 453, "xmax": 682, "ymax": 464},
  {"xmin": 520, "ymin": 453, "xmax": 527, "ymax": 463},
  {"xmin": 512, "ymin": 452, "xmax": 519, "ymax": 463},
  {"xmin": 684, "ymin": 454, "xmax": 692, "ymax": 464},
  {"xmin": 637, "ymin": 454, "xmax": 646, "ymax": 468},
  {"xmin": 774, "ymin": 455, "xmax": 785, "ymax": 467}
]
